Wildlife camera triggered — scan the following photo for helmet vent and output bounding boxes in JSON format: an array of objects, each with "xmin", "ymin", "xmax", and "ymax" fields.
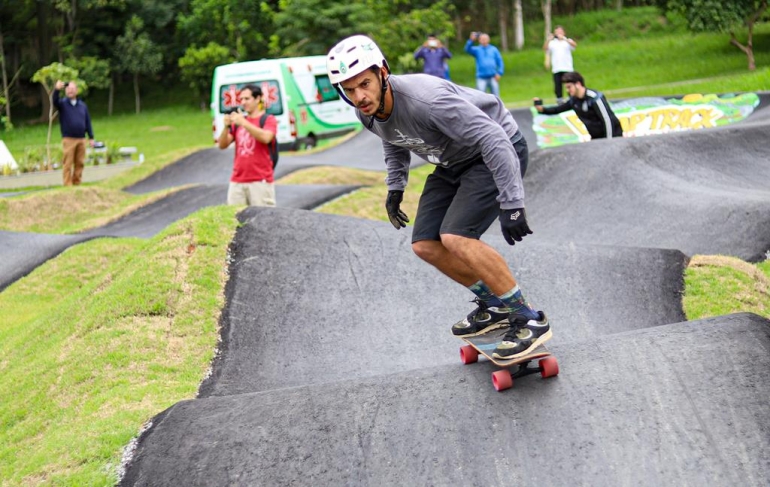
[{"xmin": 348, "ymin": 60, "xmax": 359, "ymax": 69}]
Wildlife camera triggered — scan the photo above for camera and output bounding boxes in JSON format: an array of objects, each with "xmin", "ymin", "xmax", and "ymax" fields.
[
  {"xmin": 428, "ymin": 39, "xmax": 438, "ymax": 48},
  {"xmin": 533, "ymin": 99, "xmax": 543, "ymax": 106},
  {"xmin": 223, "ymin": 106, "xmax": 242, "ymax": 115},
  {"xmin": 64, "ymin": 81, "xmax": 70, "ymax": 88}
]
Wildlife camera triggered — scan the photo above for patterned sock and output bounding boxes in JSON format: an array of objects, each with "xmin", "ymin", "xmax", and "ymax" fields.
[
  {"xmin": 498, "ymin": 285, "xmax": 539, "ymax": 320},
  {"xmin": 468, "ymin": 280, "xmax": 506, "ymax": 307}
]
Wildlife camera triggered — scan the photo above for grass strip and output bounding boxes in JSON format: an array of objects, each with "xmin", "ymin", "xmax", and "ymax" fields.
[
  {"xmin": 0, "ymin": 205, "xmax": 239, "ymax": 485},
  {"xmin": 0, "ymin": 185, "xmax": 190, "ymax": 234}
]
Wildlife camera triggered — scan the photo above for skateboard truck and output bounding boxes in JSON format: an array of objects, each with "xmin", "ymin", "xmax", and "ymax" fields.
[{"xmin": 459, "ymin": 336, "xmax": 559, "ymax": 391}]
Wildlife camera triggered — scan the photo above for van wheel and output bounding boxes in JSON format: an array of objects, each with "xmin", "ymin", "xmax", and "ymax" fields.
[{"xmin": 304, "ymin": 136, "xmax": 317, "ymax": 150}]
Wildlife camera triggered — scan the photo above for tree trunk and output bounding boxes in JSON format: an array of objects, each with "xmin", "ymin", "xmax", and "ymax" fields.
[
  {"xmin": 730, "ymin": 32, "xmax": 756, "ymax": 71},
  {"xmin": 46, "ymin": 91, "xmax": 54, "ymax": 170},
  {"xmin": 455, "ymin": 14, "xmax": 464, "ymax": 42},
  {"xmin": 0, "ymin": 25, "xmax": 11, "ymax": 127},
  {"xmin": 37, "ymin": 3, "xmax": 52, "ymax": 121},
  {"xmin": 499, "ymin": 1, "xmax": 509, "ymax": 51},
  {"xmin": 108, "ymin": 75, "xmax": 114, "ymax": 116},
  {"xmin": 134, "ymin": 72, "xmax": 140, "ymax": 114},
  {"xmin": 616, "ymin": 0, "xmax": 622, "ymax": 11},
  {"xmin": 730, "ymin": 1, "xmax": 768, "ymax": 71},
  {"xmin": 542, "ymin": 0, "xmax": 552, "ymax": 42},
  {"xmin": 514, "ymin": 0, "xmax": 524, "ymax": 50}
]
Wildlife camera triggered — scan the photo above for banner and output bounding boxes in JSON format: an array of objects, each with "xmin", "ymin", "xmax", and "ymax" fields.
[{"xmin": 532, "ymin": 93, "xmax": 760, "ymax": 148}]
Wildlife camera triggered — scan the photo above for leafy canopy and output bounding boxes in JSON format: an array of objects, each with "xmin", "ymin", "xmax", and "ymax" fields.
[
  {"xmin": 115, "ymin": 15, "xmax": 163, "ymax": 76},
  {"xmin": 31, "ymin": 62, "xmax": 86, "ymax": 94},
  {"xmin": 270, "ymin": 0, "xmax": 454, "ymax": 72},
  {"xmin": 179, "ymin": 42, "xmax": 234, "ymax": 103},
  {"xmin": 660, "ymin": 0, "xmax": 766, "ymax": 32}
]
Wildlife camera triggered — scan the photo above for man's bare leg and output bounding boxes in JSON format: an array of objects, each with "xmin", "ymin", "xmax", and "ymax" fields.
[{"xmin": 411, "ymin": 236, "xmax": 516, "ymax": 296}]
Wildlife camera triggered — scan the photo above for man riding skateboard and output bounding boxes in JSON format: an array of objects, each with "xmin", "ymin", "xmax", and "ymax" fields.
[{"xmin": 326, "ymin": 35, "xmax": 551, "ymax": 359}]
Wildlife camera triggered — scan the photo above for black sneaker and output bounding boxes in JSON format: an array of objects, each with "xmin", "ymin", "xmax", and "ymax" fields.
[
  {"xmin": 492, "ymin": 311, "xmax": 551, "ymax": 359},
  {"xmin": 451, "ymin": 298, "xmax": 511, "ymax": 337}
]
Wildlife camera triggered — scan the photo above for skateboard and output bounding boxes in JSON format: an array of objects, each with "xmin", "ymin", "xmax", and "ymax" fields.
[{"xmin": 459, "ymin": 328, "xmax": 559, "ymax": 391}]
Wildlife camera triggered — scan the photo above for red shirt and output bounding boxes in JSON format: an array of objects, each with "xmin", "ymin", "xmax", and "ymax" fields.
[{"xmin": 231, "ymin": 114, "xmax": 277, "ymax": 183}]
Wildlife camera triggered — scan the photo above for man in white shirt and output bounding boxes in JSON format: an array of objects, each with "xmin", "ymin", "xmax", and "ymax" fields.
[{"xmin": 543, "ymin": 26, "xmax": 577, "ymax": 104}]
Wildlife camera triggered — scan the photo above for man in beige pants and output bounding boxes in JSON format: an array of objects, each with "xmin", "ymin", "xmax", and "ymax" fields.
[{"xmin": 53, "ymin": 80, "xmax": 95, "ymax": 186}]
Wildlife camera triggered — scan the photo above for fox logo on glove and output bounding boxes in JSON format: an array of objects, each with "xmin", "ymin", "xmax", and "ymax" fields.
[{"xmin": 510, "ymin": 211, "xmax": 521, "ymax": 221}]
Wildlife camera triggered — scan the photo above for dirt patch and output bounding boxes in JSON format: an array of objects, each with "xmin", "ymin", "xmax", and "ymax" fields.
[
  {"xmin": 277, "ymin": 166, "xmax": 383, "ymax": 186},
  {"xmin": 690, "ymin": 255, "xmax": 770, "ymax": 296},
  {"xmin": 150, "ymin": 126, "xmax": 173, "ymax": 132},
  {"xmin": 0, "ymin": 187, "xmax": 129, "ymax": 231}
]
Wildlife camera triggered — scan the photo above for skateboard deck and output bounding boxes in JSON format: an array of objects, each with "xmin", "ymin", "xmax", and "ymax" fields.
[{"xmin": 459, "ymin": 327, "xmax": 559, "ymax": 391}]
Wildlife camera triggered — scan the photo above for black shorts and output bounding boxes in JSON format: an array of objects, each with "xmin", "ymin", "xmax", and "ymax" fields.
[{"xmin": 412, "ymin": 132, "xmax": 529, "ymax": 243}]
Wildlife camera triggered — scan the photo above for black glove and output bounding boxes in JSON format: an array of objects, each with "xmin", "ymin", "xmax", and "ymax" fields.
[
  {"xmin": 385, "ymin": 190, "xmax": 409, "ymax": 229},
  {"xmin": 500, "ymin": 208, "xmax": 532, "ymax": 245}
]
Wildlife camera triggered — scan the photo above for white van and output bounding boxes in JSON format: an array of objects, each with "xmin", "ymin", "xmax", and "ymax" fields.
[{"xmin": 210, "ymin": 56, "xmax": 360, "ymax": 150}]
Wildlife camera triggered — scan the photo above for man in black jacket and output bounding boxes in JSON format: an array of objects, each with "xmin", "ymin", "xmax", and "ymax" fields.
[
  {"xmin": 533, "ymin": 71, "xmax": 623, "ymax": 140},
  {"xmin": 53, "ymin": 80, "xmax": 95, "ymax": 186}
]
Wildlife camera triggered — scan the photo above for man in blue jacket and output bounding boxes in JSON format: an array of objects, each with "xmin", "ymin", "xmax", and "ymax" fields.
[
  {"xmin": 414, "ymin": 34, "xmax": 452, "ymax": 79},
  {"xmin": 53, "ymin": 79, "xmax": 95, "ymax": 186},
  {"xmin": 464, "ymin": 32, "xmax": 504, "ymax": 97}
]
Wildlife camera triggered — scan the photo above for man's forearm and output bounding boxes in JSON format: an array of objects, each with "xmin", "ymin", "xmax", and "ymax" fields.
[{"xmin": 217, "ymin": 127, "xmax": 232, "ymax": 149}]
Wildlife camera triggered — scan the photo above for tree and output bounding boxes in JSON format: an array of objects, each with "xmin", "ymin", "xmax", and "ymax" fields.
[
  {"xmin": 272, "ymin": 0, "xmax": 453, "ymax": 73},
  {"xmin": 31, "ymin": 62, "xmax": 84, "ymax": 169},
  {"xmin": 177, "ymin": 0, "xmax": 275, "ymax": 61},
  {"xmin": 542, "ymin": 0, "xmax": 552, "ymax": 42},
  {"xmin": 498, "ymin": 0, "xmax": 510, "ymax": 51},
  {"xmin": 69, "ymin": 56, "xmax": 111, "ymax": 91},
  {"xmin": 270, "ymin": 0, "xmax": 377, "ymax": 57},
  {"xmin": 0, "ymin": 22, "xmax": 11, "ymax": 128},
  {"xmin": 179, "ymin": 42, "xmax": 233, "ymax": 109},
  {"xmin": 371, "ymin": 2, "xmax": 455, "ymax": 71},
  {"xmin": 514, "ymin": 0, "xmax": 524, "ymax": 51},
  {"xmin": 659, "ymin": 0, "xmax": 768, "ymax": 70},
  {"xmin": 115, "ymin": 16, "xmax": 163, "ymax": 113}
]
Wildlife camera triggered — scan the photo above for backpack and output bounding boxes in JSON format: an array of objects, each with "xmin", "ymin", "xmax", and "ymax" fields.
[{"xmin": 259, "ymin": 113, "xmax": 279, "ymax": 169}]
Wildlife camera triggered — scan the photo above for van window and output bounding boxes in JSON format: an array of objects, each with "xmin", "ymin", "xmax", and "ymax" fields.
[
  {"xmin": 315, "ymin": 75, "xmax": 339, "ymax": 103},
  {"xmin": 220, "ymin": 80, "xmax": 284, "ymax": 115}
]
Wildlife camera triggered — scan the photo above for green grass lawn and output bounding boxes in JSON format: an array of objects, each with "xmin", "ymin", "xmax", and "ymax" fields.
[
  {"xmin": 1, "ymin": 105, "xmax": 212, "ymax": 172},
  {"xmin": 0, "ymin": 206, "xmax": 239, "ymax": 486},
  {"xmin": 446, "ymin": 17, "xmax": 770, "ymax": 105},
  {"xmin": 1, "ymin": 6, "xmax": 769, "ymax": 485}
]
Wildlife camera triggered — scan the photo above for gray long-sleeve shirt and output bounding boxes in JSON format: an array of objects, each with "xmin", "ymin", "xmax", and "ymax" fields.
[{"xmin": 359, "ymin": 74, "xmax": 524, "ymax": 209}]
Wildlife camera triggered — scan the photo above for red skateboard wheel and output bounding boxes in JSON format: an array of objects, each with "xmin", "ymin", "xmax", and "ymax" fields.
[
  {"xmin": 460, "ymin": 345, "xmax": 479, "ymax": 364},
  {"xmin": 539, "ymin": 356, "xmax": 559, "ymax": 378},
  {"xmin": 492, "ymin": 370, "xmax": 513, "ymax": 391}
]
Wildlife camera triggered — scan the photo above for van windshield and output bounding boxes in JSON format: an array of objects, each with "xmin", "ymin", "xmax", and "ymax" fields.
[{"xmin": 219, "ymin": 80, "xmax": 283, "ymax": 115}]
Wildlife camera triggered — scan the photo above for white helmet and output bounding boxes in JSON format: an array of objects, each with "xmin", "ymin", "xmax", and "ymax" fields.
[{"xmin": 326, "ymin": 35, "xmax": 390, "ymax": 85}]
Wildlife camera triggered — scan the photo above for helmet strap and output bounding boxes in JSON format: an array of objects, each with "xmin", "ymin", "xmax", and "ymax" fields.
[
  {"xmin": 376, "ymin": 71, "xmax": 389, "ymax": 116},
  {"xmin": 367, "ymin": 71, "xmax": 390, "ymax": 129}
]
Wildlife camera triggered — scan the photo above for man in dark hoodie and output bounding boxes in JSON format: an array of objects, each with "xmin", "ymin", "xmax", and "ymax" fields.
[
  {"xmin": 53, "ymin": 80, "xmax": 95, "ymax": 186},
  {"xmin": 533, "ymin": 71, "xmax": 622, "ymax": 140}
]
